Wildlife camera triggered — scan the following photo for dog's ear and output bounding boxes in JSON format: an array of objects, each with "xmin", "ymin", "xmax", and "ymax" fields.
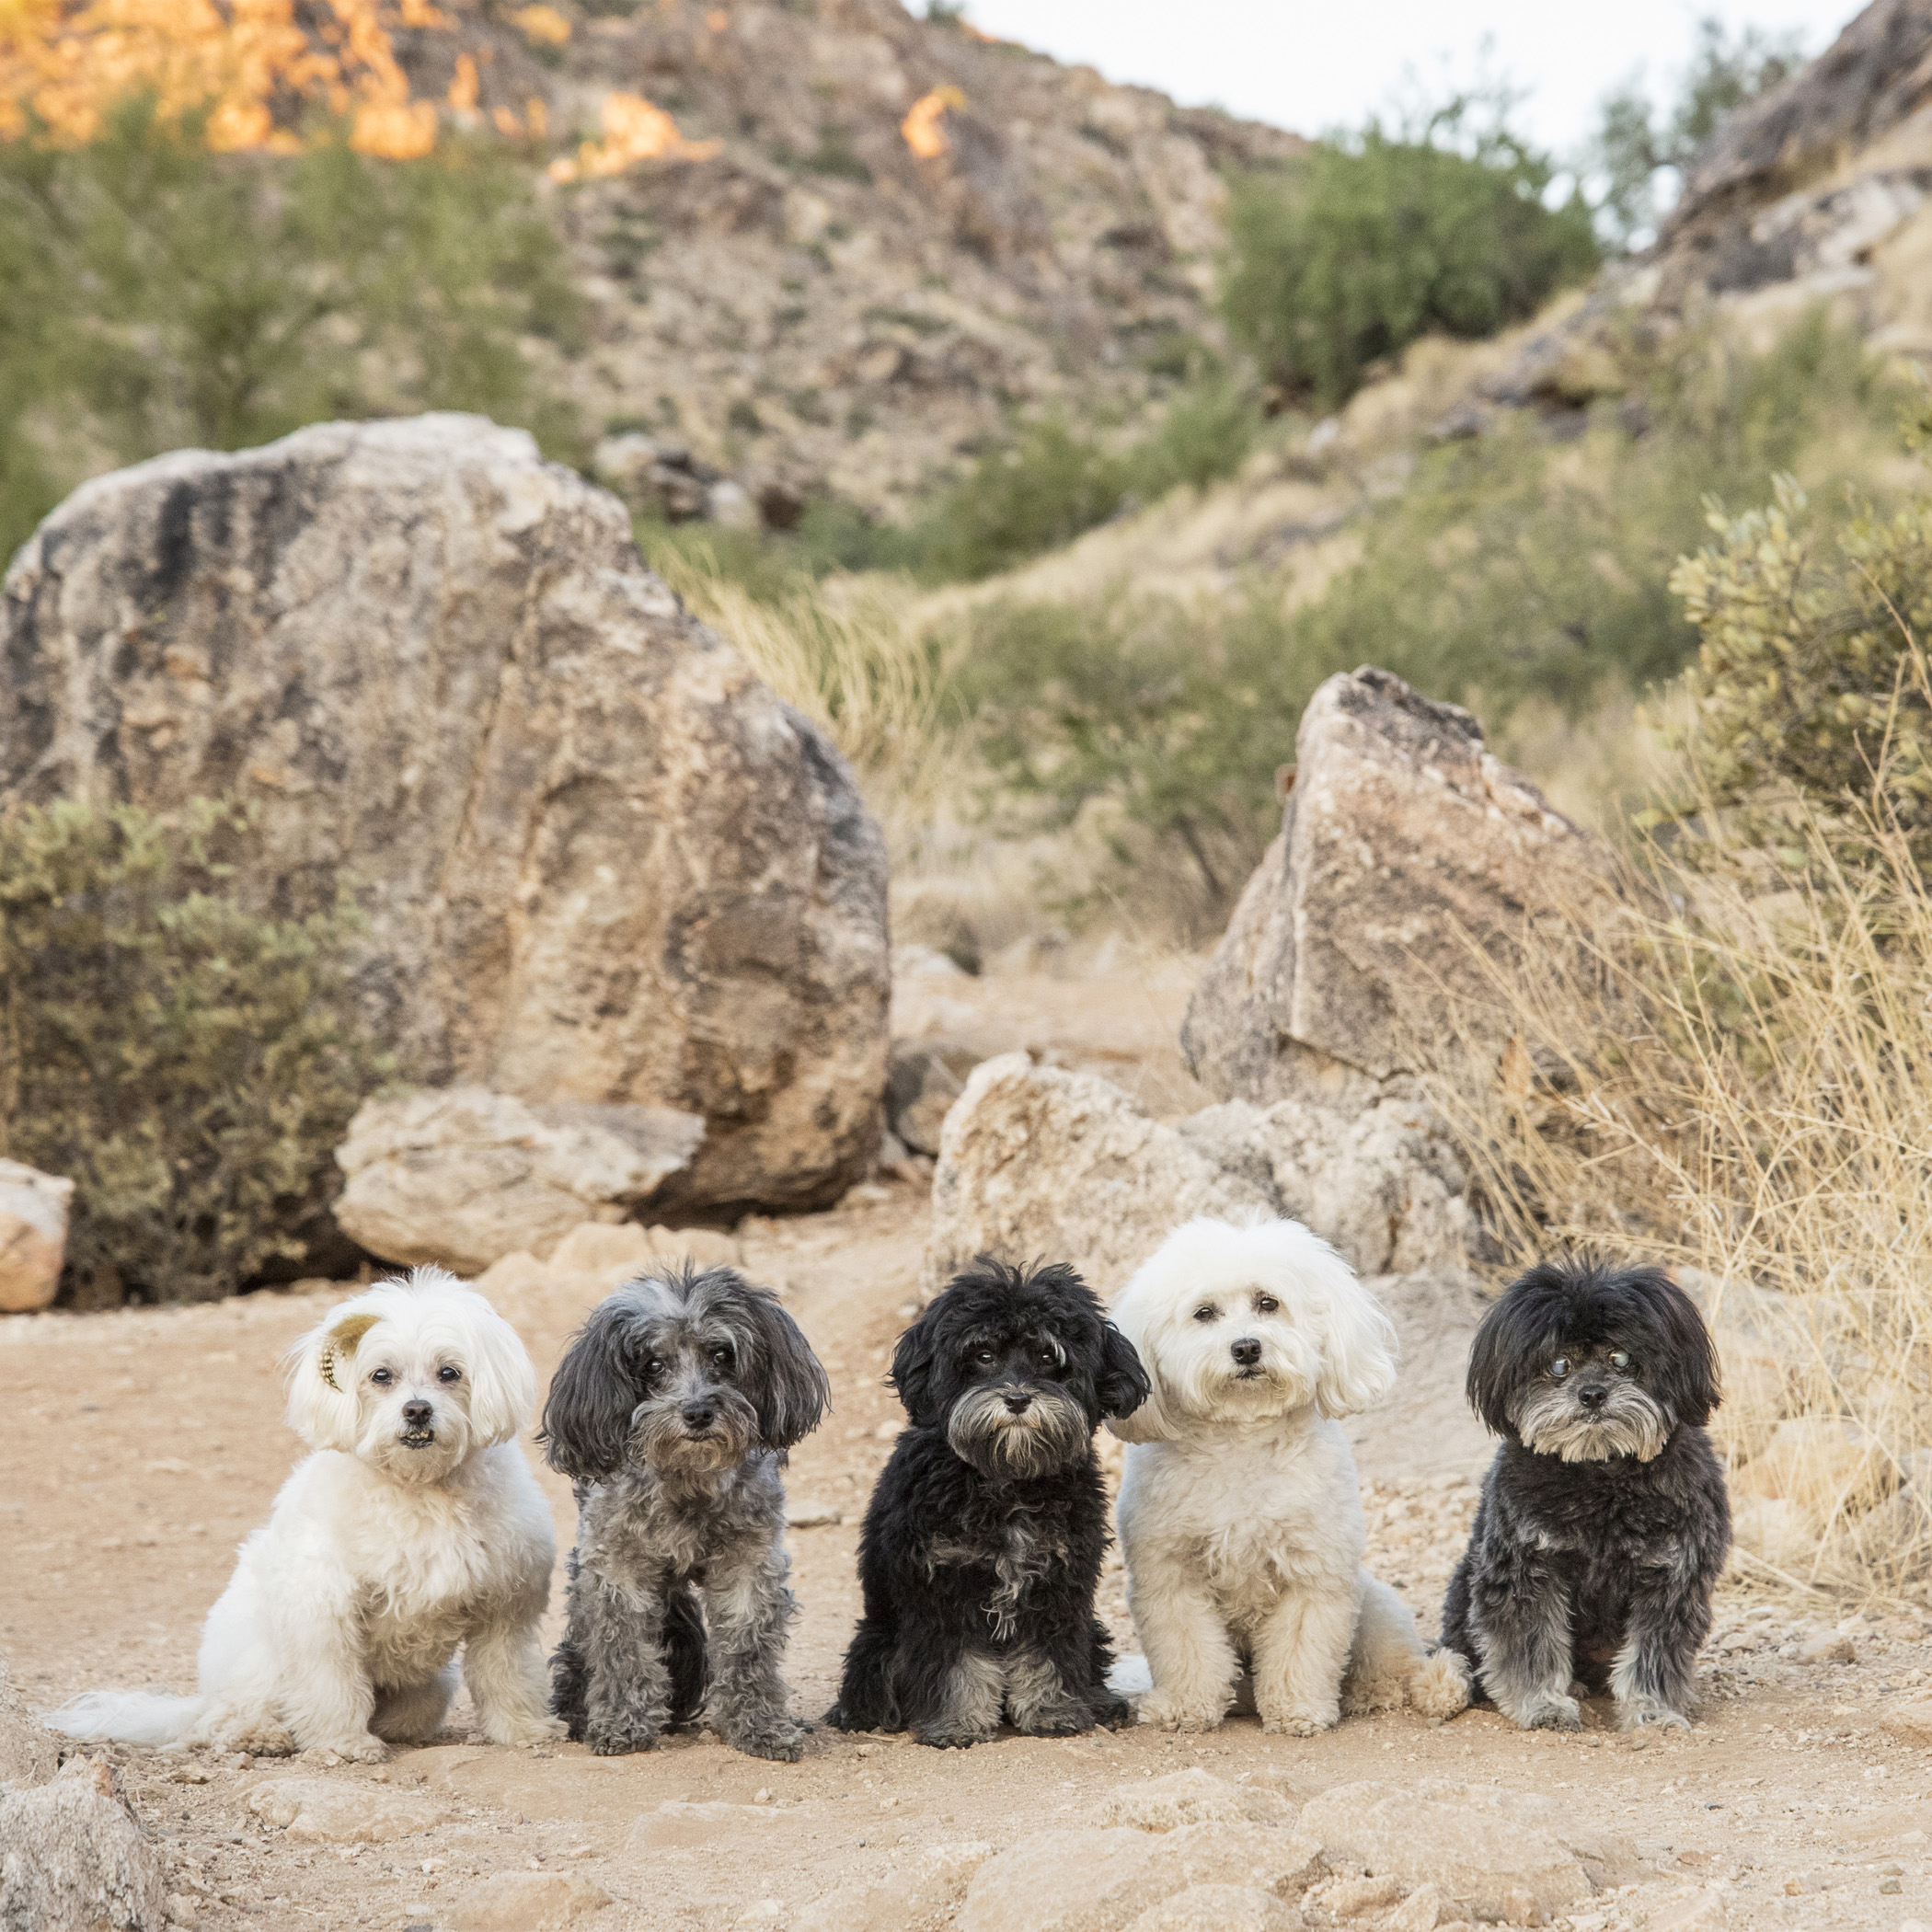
[
  {"xmin": 737, "ymin": 1283, "xmax": 833, "ymax": 1452},
  {"xmin": 1100, "ymin": 1282, "xmax": 1178, "ymax": 1443},
  {"xmin": 285, "ymin": 1305, "xmax": 382, "ymax": 1451},
  {"xmin": 438, "ymin": 1272, "xmax": 537, "ymax": 1446},
  {"xmin": 539, "ymin": 1296, "xmax": 645, "ymax": 1480},
  {"xmin": 1314, "ymin": 1256, "xmax": 1398, "ymax": 1420},
  {"xmin": 889, "ymin": 1305, "xmax": 943, "ymax": 1428},
  {"xmin": 1634, "ymin": 1268, "xmax": 1722, "ymax": 1429},
  {"xmin": 1466, "ymin": 1269, "xmax": 1549, "ymax": 1438},
  {"xmin": 1096, "ymin": 1321, "xmax": 1151, "ymax": 1425}
]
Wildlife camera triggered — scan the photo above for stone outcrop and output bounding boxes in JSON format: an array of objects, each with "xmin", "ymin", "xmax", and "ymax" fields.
[
  {"xmin": 0, "ymin": 1660, "xmax": 59, "ymax": 1791},
  {"xmin": 0, "ymin": 1754, "xmax": 167, "ymax": 1931},
  {"xmin": 1181, "ymin": 667, "xmax": 1617, "ymax": 1111},
  {"xmin": 333, "ymin": 1087, "xmax": 705, "ymax": 1275},
  {"xmin": 0, "ymin": 418, "xmax": 890, "ymax": 1216},
  {"xmin": 244, "ymin": 1777, "xmax": 449, "ymax": 1845},
  {"xmin": 923, "ymin": 1052, "xmax": 1468, "ymax": 1298},
  {"xmin": 0, "ymin": 1161, "xmax": 71, "ymax": 1314}
]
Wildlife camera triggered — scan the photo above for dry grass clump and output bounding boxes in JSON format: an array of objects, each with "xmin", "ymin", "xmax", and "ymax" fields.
[{"xmin": 1433, "ymin": 791, "xmax": 1932, "ymax": 1602}]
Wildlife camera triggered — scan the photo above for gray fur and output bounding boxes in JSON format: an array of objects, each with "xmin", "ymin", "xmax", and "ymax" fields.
[
  {"xmin": 1514, "ymin": 1380, "xmax": 1669, "ymax": 1464},
  {"xmin": 944, "ymin": 1385, "xmax": 1090, "ymax": 1483},
  {"xmin": 542, "ymin": 1264, "xmax": 831, "ymax": 1761}
]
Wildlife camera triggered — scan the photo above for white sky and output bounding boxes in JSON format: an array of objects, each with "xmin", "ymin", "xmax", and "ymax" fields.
[{"xmin": 939, "ymin": 1, "xmax": 1866, "ymax": 158}]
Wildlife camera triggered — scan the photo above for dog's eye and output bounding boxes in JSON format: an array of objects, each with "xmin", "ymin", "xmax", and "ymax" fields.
[
  {"xmin": 974, "ymin": 1348, "xmax": 996, "ymax": 1367},
  {"xmin": 711, "ymin": 1346, "xmax": 733, "ymax": 1368},
  {"xmin": 1255, "ymin": 1296, "xmax": 1279, "ymax": 1315},
  {"xmin": 438, "ymin": 1365, "xmax": 461, "ymax": 1384},
  {"xmin": 1193, "ymin": 1305, "xmax": 1217, "ymax": 1324},
  {"xmin": 1037, "ymin": 1346, "xmax": 1058, "ymax": 1370},
  {"xmin": 646, "ymin": 1357, "xmax": 664, "ymax": 1378},
  {"xmin": 370, "ymin": 1367, "xmax": 392, "ymax": 1386},
  {"xmin": 1610, "ymin": 1351, "xmax": 1631, "ymax": 1372},
  {"xmin": 1551, "ymin": 1358, "xmax": 1570, "ymax": 1379}
]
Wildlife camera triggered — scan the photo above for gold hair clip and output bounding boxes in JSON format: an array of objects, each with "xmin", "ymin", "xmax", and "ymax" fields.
[{"xmin": 317, "ymin": 1313, "xmax": 381, "ymax": 1390}]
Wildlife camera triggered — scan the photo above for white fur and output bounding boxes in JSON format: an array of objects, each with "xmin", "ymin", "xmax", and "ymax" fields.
[
  {"xmin": 1110, "ymin": 1216, "xmax": 1469, "ymax": 1734},
  {"xmin": 46, "ymin": 1268, "xmax": 564, "ymax": 1760}
]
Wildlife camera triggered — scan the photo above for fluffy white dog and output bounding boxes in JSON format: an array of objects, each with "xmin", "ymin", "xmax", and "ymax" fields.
[
  {"xmin": 47, "ymin": 1268, "xmax": 563, "ymax": 1760},
  {"xmin": 1110, "ymin": 1215, "xmax": 1469, "ymax": 1735}
]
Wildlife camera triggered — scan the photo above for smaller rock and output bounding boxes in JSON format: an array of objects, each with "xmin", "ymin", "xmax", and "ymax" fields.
[
  {"xmin": 785, "ymin": 1501, "xmax": 843, "ymax": 1528},
  {"xmin": 165, "ymin": 1893, "xmax": 200, "ymax": 1927},
  {"xmin": 1387, "ymin": 1884, "xmax": 1454, "ymax": 1932},
  {"xmin": 334, "ymin": 1087, "xmax": 705, "ymax": 1274},
  {"xmin": 244, "ymin": 1777, "xmax": 449, "ymax": 1844},
  {"xmin": 1087, "ymin": 1769, "xmax": 1295, "ymax": 1833},
  {"xmin": 792, "ymin": 1841, "xmax": 995, "ymax": 1932},
  {"xmin": 441, "ymin": 1870, "xmax": 612, "ymax": 1930},
  {"xmin": 887, "ymin": 1041, "xmax": 970, "ymax": 1157},
  {"xmin": 1325, "ymin": 1875, "xmax": 1406, "ymax": 1917},
  {"xmin": 1799, "ymin": 1629, "xmax": 1855, "ymax": 1664},
  {"xmin": 633, "ymin": 1800, "xmax": 790, "ymax": 1850},
  {"xmin": 0, "ymin": 1658, "xmax": 59, "ymax": 1788},
  {"xmin": 1126, "ymin": 1885, "xmax": 1301, "ymax": 1932},
  {"xmin": 0, "ymin": 1754, "xmax": 167, "ymax": 1931},
  {"xmin": 1880, "ymin": 1699, "xmax": 1932, "ymax": 1746},
  {"xmin": 0, "ymin": 1159, "xmax": 72, "ymax": 1314}
]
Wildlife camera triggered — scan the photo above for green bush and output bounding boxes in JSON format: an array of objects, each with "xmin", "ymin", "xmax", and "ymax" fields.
[
  {"xmin": 0, "ymin": 797, "xmax": 388, "ymax": 1303},
  {"xmin": 1222, "ymin": 121, "xmax": 1599, "ymax": 409},
  {"xmin": 1669, "ymin": 467, "xmax": 1932, "ymax": 857},
  {"xmin": 0, "ymin": 99, "xmax": 583, "ymax": 567}
]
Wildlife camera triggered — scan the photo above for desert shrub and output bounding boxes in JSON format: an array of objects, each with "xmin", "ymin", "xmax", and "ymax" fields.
[
  {"xmin": 1223, "ymin": 113, "xmax": 1598, "ymax": 409},
  {"xmin": 1666, "ymin": 467, "xmax": 1932, "ymax": 862},
  {"xmin": 0, "ymin": 797, "xmax": 388, "ymax": 1303},
  {"xmin": 0, "ymin": 99, "xmax": 582, "ymax": 565}
]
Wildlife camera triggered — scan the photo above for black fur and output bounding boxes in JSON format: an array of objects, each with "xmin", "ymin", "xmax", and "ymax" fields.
[
  {"xmin": 540, "ymin": 1263, "xmax": 831, "ymax": 1760},
  {"xmin": 1440, "ymin": 1259, "xmax": 1731, "ymax": 1731},
  {"xmin": 826, "ymin": 1257, "xmax": 1150, "ymax": 1748}
]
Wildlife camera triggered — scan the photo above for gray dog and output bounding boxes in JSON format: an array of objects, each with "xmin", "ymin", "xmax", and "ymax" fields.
[{"xmin": 540, "ymin": 1264, "xmax": 831, "ymax": 1760}]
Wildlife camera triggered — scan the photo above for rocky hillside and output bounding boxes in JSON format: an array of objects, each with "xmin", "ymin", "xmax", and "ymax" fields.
[{"xmin": 375, "ymin": 0, "xmax": 1299, "ymax": 519}]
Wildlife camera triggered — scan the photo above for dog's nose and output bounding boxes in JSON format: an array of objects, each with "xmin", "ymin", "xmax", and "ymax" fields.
[
  {"xmin": 1231, "ymin": 1338, "xmax": 1262, "ymax": 1367},
  {"xmin": 1002, "ymin": 1391, "xmax": 1033, "ymax": 1414},
  {"xmin": 681, "ymin": 1400, "xmax": 716, "ymax": 1430},
  {"xmin": 1577, "ymin": 1383, "xmax": 1609, "ymax": 1412},
  {"xmin": 402, "ymin": 1399, "xmax": 432, "ymax": 1428}
]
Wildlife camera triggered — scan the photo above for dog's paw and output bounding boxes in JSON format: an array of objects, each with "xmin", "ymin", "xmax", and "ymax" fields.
[
  {"xmin": 221, "ymin": 1725, "xmax": 296, "ymax": 1758},
  {"xmin": 1135, "ymin": 1690, "xmax": 1225, "ymax": 1734},
  {"xmin": 1259, "ymin": 1707, "xmax": 1339, "ymax": 1738},
  {"xmin": 1512, "ymin": 1691, "xmax": 1583, "ymax": 1731},
  {"xmin": 913, "ymin": 1722, "xmax": 997, "ymax": 1750},
  {"xmin": 309, "ymin": 1735, "xmax": 388, "ymax": 1764},
  {"xmin": 587, "ymin": 1728, "xmax": 660, "ymax": 1756},
  {"xmin": 1618, "ymin": 1697, "xmax": 1689, "ymax": 1732},
  {"xmin": 728, "ymin": 1721, "xmax": 807, "ymax": 1764},
  {"xmin": 487, "ymin": 1714, "xmax": 569, "ymax": 1748},
  {"xmin": 1087, "ymin": 1695, "xmax": 1133, "ymax": 1731}
]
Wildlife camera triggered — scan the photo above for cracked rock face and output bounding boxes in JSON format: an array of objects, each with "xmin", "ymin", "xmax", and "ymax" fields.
[
  {"xmin": 0, "ymin": 416, "xmax": 889, "ymax": 1216},
  {"xmin": 1181, "ymin": 666, "xmax": 1618, "ymax": 1111}
]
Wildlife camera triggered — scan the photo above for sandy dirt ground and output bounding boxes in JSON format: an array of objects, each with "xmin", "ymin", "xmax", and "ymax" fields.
[{"xmin": 5, "ymin": 970, "xmax": 1931, "ymax": 1932}]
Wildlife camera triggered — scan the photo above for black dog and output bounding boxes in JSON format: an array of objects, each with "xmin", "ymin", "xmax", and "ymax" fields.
[
  {"xmin": 826, "ymin": 1258, "xmax": 1149, "ymax": 1748},
  {"xmin": 1440, "ymin": 1259, "xmax": 1730, "ymax": 1731},
  {"xmin": 540, "ymin": 1264, "xmax": 831, "ymax": 1760}
]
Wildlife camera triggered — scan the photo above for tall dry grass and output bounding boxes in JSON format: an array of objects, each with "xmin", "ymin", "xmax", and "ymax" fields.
[{"xmin": 1432, "ymin": 783, "xmax": 1932, "ymax": 1600}]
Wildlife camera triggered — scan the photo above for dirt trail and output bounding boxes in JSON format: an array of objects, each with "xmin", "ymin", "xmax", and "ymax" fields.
[{"xmin": 4, "ymin": 971, "xmax": 1929, "ymax": 1932}]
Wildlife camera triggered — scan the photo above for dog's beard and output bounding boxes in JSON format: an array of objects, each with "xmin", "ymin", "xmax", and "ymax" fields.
[
  {"xmin": 358, "ymin": 1400, "xmax": 473, "ymax": 1483},
  {"xmin": 946, "ymin": 1387, "xmax": 1090, "ymax": 1480},
  {"xmin": 1159, "ymin": 1330, "xmax": 1314, "ymax": 1422},
  {"xmin": 628, "ymin": 1394, "xmax": 757, "ymax": 1479},
  {"xmin": 1516, "ymin": 1383, "xmax": 1670, "ymax": 1462}
]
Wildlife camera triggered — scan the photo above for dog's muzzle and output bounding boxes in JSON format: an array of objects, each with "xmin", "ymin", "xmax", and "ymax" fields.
[
  {"xmin": 946, "ymin": 1385, "xmax": 1089, "ymax": 1481},
  {"xmin": 398, "ymin": 1399, "xmax": 437, "ymax": 1449},
  {"xmin": 1517, "ymin": 1382, "xmax": 1669, "ymax": 1463}
]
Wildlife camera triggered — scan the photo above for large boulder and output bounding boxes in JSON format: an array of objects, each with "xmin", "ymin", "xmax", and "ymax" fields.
[
  {"xmin": 332, "ymin": 1086, "xmax": 706, "ymax": 1275},
  {"xmin": 0, "ymin": 418, "xmax": 889, "ymax": 1214},
  {"xmin": 0, "ymin": 1162, "xmax": 71, "ymax": 1315},
  {"xmin": 923, "ymin": 1052, "xmax": 1468, "ymax": 1297},
  {"xmin": 0, "ymin": 1754, "xmax": 167, "ymax": 1931},
  {"xmin": 1181, "ymin": 667, "xmax": 1617, "ymax": 1110}
]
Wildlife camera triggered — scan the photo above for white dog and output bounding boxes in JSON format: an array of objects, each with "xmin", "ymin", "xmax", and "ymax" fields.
[
  {"xmin": 47, "ymin": 1268, "xmax": 563, "ymax": 1761},
  {"xmin": 1109, "ymin": 1215, "xmax": 1468, "ymax": 1735}
]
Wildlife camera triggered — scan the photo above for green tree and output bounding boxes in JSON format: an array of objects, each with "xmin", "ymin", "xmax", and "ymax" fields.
[{"xmin": 1222, "ymin": 100, "xmax": 1599, "ymax": 410}]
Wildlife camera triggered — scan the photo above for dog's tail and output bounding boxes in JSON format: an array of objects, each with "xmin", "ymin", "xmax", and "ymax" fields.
[
  {"xmin": 43, "ymin": 1690, "xmax": 203, "ymax": 1748},
  {"xmin": 1346, "ymin": 1571, "xmax": 1472, "ymax": 1724}
]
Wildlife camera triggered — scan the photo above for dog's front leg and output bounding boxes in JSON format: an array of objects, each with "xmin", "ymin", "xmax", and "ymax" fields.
[
  {"xmin": 1250, "ymin": 1580, "xmax": 1356, "ymax": 1736},
  {"xmin": 466, "ymin": 1608, "xmax": 568, "ymax": 1749},
  {"xmin": 705, "ymin": 1546, "xmax": 806, "ymax": 1763},
  {"xmin": 1471, "ymin": 1545, "xmax": 1580, "ymax": 1731},
  {"xmin": 1609, "ymin": 1556, "xmax": 1708, "ymax": 1731},
  {"xmin": 1128, "ymin": 1565, "xmax": 1238, "ymax": 1732},
  {"xmin": 272, "ymin": 1594, "xmax": 384, "ymax": 1762},
  {"xmin": 580, "ymin": 1576, "xmax": 673, "ymax": 1755}
]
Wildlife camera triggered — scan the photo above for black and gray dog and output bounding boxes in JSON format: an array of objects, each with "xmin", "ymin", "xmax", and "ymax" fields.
[
  {"xmin": 1439, "ymin": 1259, "xmax": 1731, "ymax": 1732},
  {"xmin": 540, "ymin": 1264, "xmax": 831, "ymax": 1761},
  {"xmin": 826, "ymin": 1257, "xmax": 1149, "ymax": 1748}
]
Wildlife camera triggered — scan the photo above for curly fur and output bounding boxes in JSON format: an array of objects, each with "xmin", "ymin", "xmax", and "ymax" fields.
[
  {"xmin": 541, "ymin": 1263, "xmax": 830, "ymax": 1761},
  {"xmin": 827, "ymin": 1258, "xmax": 1150, "ymax": 1748},
  {"xmin": 1109, "ymin": 1216, "xmax": 1469, "ymax": 1736},
  {"xmin": 45, "ymin": 1269, "xmax": 560, "ymax": 1760},
  {"xmin": 1439, "ymin": 1259, "xmax": 1731, "ymax": 1731}
]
